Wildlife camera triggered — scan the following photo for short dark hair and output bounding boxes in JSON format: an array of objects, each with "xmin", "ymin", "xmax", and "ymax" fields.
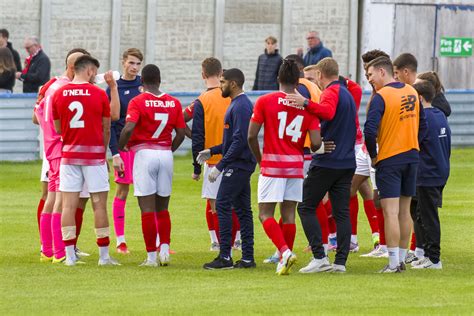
[
  {"xmin": 393, "ymin": 53, "xmax": 418, "ymax": 72},
  {"xmin": 74, "ymin": 55, "xmax": 100, "ymax": 72},
  {"xmin": 202, "ymin": 57, "xmax": 222, "ymax": 78},
  {"xmin": 65, "ymin": 48, "xmax": 90, "ymax": 66},
  {"xmin": 141, "ymin": 64, "xmax": 161, "ymax": 85},
  {"xmin": 0, "ymin": 29, "xmax": 9, "ymax": 39},
  {"xmin": 223, "ymin": 68, "xmax": 245, "ymax": 88},
  {"xmin": 413, "ymin": 81, "xmax": 436, "ymax": 103},
  {"xmin": 361, "ymin": 49, "xmax": 390, "ymax": 64},
  {"xmin": 366, "ymin": 56, "xmax": 393, "ymax": 76},
  {"xmin": 285, "ymin": 54, "xmax": 305, "ymax": 71},
  {"xmin": 278, "ymin": 59, "xmax": 300, "ymax": 86}
]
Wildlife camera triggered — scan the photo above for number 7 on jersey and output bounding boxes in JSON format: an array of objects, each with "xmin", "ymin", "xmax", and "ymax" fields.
[{"xmin": 152, "ymin": 113, "xmax": 169, "ymax": 138}]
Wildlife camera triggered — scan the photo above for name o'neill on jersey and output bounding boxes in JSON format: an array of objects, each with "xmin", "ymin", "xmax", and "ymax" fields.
[
  {"xmin": 62, "ymin": 89, "xmax": 91, "ymax": 97},
  {"xmin": 145, "ymin": 100, "xmax": 176, "ymax": 108}
]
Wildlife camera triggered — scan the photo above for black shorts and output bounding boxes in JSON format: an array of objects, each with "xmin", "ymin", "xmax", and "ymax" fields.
[{"xmin": 376, "ymin": 163, "xmax": 418, "ymax": 199}]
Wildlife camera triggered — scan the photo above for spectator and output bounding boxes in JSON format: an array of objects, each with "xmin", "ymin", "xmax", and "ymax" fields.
[
  {"xmin": 298, "ymin": 31, "xmax": 332, "ymax": 67},
  {"xmin": 253, "ymin": 36, "xmax": 283, "ymax": 90},
  {"xmin": 0, "ymin": 29, "xmax": 22, "ymax": 72},
  {"xmin": 417, "ymin": 71, "xmax": 451, "ymax": 117},
  {"xmin": 0, "ymin": 47, "xmax": 16, "ymax": 92},
  {"xmin": 15, "ymin": 36, "xmax": 50, "ymax": 93}
]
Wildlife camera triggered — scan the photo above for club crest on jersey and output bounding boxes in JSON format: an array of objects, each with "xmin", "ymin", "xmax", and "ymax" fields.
[
  {"xmin": 224, "ymin": 123, "xmax": 230, "ymax": 129},
  {"xmin": 224, "ymin": 169, "xmax": 233, "ymax": 177},
  {"xmin": 124, "ymin": 90, "xmax": 130, "ymax": 95}
]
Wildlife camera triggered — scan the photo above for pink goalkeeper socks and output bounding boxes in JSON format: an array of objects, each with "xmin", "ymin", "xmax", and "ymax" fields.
[
  {"xmin": 40, "ymin": 213, "xmax": 53, "ymax": 257},
  {"xmin": 113, "ymin": 197, "xmax": 126, "ymax": 238},
  {"xmin": 52, "ymin": 213, "xmax": 65, "ymax": 259}
]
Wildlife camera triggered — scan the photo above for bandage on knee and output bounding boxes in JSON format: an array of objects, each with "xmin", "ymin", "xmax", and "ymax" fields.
[
  {"xmin": 95, "ymin": 227, "xmax": 110, "ymax": 239},
  {"xmin": 61, "ymin": 226, "xmax": 77, "ymax": 241}
]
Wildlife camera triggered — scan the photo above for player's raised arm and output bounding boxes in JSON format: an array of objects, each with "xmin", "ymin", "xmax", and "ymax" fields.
[{"xmin": 104, "ymin": 70, "xmax": 120, "ymax": 121}]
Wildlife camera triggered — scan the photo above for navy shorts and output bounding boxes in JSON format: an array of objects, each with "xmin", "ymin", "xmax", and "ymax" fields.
[{"xmin": 376, "ymin": 163, "xmax": 418, "ymax": 199}]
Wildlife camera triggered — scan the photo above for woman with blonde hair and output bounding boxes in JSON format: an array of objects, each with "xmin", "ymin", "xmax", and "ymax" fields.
[{"xmin": 0, "ymin": 47, "xmax": 16, "ymax": 92}]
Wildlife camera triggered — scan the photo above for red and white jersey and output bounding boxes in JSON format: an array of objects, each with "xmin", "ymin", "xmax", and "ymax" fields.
[
  {"xmin": 52, "ymin": 83, "xmax": 110, "ymax": 166},
  {"xmin": 125, "ymin": 92, "xmax": 186, "ymax": 151},
  {"xmin": 251, "ymin": 91, "xmax": 320, "ymax": 178},
  {"xmin": 34, "ymin": 76, "xmax": 70, "ymax": 161}
]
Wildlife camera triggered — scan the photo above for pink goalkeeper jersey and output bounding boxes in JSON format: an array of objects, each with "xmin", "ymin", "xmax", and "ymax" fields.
[{"xmin": 34, "ymin": 76, "xmax": 71, "ymax": 161}]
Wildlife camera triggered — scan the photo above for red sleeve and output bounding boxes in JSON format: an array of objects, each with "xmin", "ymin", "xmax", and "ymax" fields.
[
  {"xmin": 250, "ymin": 96, "xmax": 264, "ymax": 124},
  {"xmin": 126, "ymin": 98, "xmax": 140, "ymax": 123},
  {"xmin": 175, "ymin": 100, "xmax": 186, "ymax": 128},
  {"xmin": 306, "ymin": 85, "xmax": 338, "ymax": 121},
  {"xmin": 36, "ymin": 78, "xmax": 57, "ymax": 104},
  {"xmin": 346, "ymin": 78, "xmax": 362, "ymax": 110},
  {"xmin": 102, "ymin": 90, "xmax": 111, "ymax": 118},
  {"xmin": 184, "ymin": 100, "xmax": 195, "ymax": 118},
  {"xmin": 308, "ymin": 114, "xmax": 321, "ymax": 131}
]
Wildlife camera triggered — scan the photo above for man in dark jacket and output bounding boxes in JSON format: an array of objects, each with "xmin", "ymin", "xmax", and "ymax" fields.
[
  {"xmin": 0, "ymin": 29, "xmax": 22, "ymax": 72},
  {"xmin": 15, "ymin": 36, "xmax": 51, "ymax": 93},
  {"xmin": 299, "ymin": 31, "xmax": 332, "ymax": 67},
  {"xmin": 253, "ymin": 36, "xmax": 283, "ymax": 90}
]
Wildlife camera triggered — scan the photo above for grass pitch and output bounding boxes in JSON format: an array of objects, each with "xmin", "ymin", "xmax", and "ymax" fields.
[{"xmin": 1, "ymin": 149, "xmax": 473, "ymax": 315}]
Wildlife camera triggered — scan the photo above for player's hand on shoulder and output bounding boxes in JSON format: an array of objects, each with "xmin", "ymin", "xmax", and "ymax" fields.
[
  {"xmin": 197, "ymin": 149, "xmax": 211, "ymax": 165},
  {"xmin": 192, "ymin": 173, "xmax": 200, "ymax": 181},
  {"xmin": 285, "ymin": 90, "xmax": 306, "ymax": 107}
]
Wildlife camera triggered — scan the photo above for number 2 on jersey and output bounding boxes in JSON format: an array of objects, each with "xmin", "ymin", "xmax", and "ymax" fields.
[
  {"xmin": 68, "ymin": 101, "xmax": 85, "ymax": 128},
  {"xmin": 152, "ymin": 113, "xmax": 169, "ymax": 138},
  {"xmin": 277, "ymin": 111, "xmax": 303, "ymax": 142}
]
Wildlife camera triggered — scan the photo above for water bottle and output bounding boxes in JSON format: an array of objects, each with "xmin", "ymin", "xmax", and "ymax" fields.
[{"xmin": 95, "ymin": 71, "xmax": 120, "ymax": 84}]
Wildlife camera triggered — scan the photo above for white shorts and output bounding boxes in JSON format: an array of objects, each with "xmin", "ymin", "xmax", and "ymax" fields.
[
  {"xmin": 79, "ymin": 182, "xmax": 90, "ymax": 198},
  {"xmin": 258, "ymin": 175, "xmax": 303, "ymax": 203},
  {"xmin": 133, "ymin": 149, "xmax": 173, "ymax": 197},
  {"xmin": 40, "ymin": 156, "xmax": 49, "ymax": 182},
  {"xmin": 59, "ymin": 163, "xmax": 109, "ymax": 193},
  {"xmin": 201, "ymin": 163, "xmax": 223, "ymax": 199},
  {"xmin": 355, "ymin": 146, "xmax": 372, "ymax": 177},
  {"xmin": 370, "ymin": 168, "xmax": 377, "ymax": 190}
]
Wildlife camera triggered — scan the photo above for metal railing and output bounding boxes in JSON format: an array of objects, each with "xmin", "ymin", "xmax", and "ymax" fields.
[{"xmin": 1, "ymin": 90, "xmax": 473, "ymax": 161}]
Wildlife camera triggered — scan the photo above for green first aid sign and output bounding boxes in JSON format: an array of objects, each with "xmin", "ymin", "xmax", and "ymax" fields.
[{"xmin": 440, "ymin": 37, "xmax": 472, "ymax": 57}]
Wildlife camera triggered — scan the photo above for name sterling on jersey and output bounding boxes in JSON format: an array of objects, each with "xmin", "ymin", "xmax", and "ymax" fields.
[
  {"xmin": 62, "ymin": 89, "xmax": 91, "ymax": 97},
  {"xmin": 145, "ymin": 100, "xmax": 176, "ymax": 108}
]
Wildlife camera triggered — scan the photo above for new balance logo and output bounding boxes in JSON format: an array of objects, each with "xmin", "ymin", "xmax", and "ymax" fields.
[{"xmin": 400, "ymin": 95, "xmax": 416, "ymax": 114}]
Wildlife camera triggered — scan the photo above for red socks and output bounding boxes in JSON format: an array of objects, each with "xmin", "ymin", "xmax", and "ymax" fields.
[
  {"xmin": 316, "ymin": 202, "xmax": 329, "ymax": 244},
  {"xmin": 74, "ymin": 208, "xmax": 84, "ymax": 246},
  {"xmin": 324, "ymin": 200, "xmax": 337, "ymax": 234},
  {"xmin": 141, "ymin": 212, "xmax": 157, "ymax": 252},
  {"xmin": 363, "ymin": 200, "xmax": 379, "ymax": 234},
  {"xmin": 410, "ymin": 232, "xmax": 416, "ymax": 251},
  {"xmin": 205, "ymin": 200, "xmax": 214, "ymax": 231},
  {"xmin": 262, "ymin": 218, "xmax": 289, "ymax": 254},
  {"xmin": 37, "ymin": 198, "xmax": 45, "ymax": 232},
  {"xmin": 156, "ymin": 210, "xmax": 171, "ymax": 245},
  {"xmin": 376, "ymin": 207, "xmax": 386, "ymax": 245},
  {"xmin": 282, "ymin": 223, "xmax": 296, "ymax": 250},
  {"xmin": 349, "ymin": 195, "xmax": 359, "ymax": 235}
]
